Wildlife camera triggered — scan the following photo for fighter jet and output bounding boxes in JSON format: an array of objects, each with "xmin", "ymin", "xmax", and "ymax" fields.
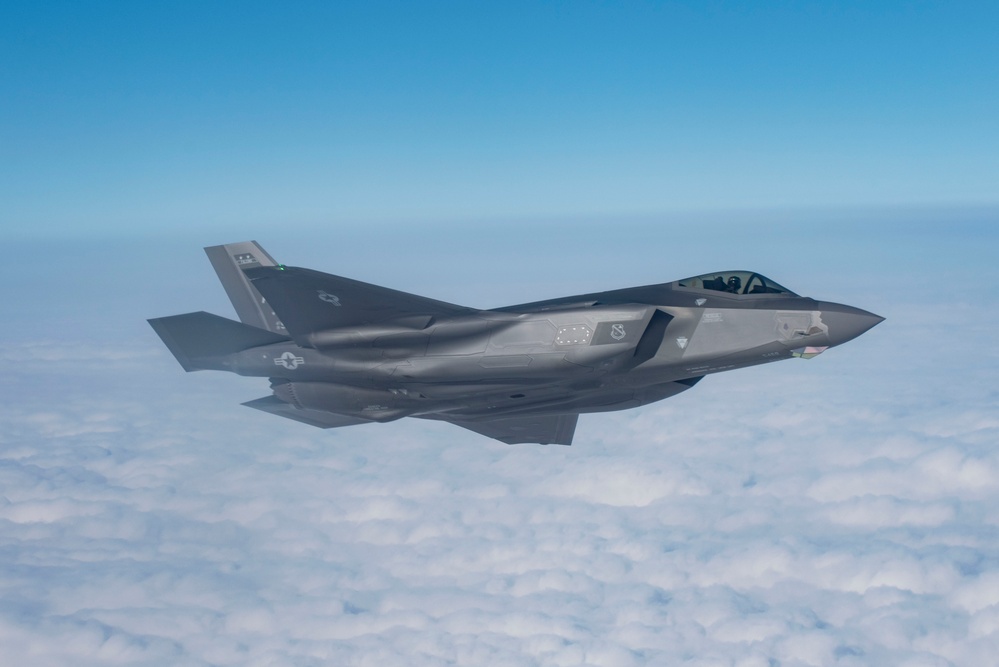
[{"xmin": 149, "ymin": 241, "xmax": 883, "ymax": 445}]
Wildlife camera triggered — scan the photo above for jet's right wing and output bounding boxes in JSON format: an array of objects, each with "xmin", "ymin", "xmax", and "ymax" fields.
[{"xmin": 422, "ymin": 413, "xmax": 579, "ymax": 445}]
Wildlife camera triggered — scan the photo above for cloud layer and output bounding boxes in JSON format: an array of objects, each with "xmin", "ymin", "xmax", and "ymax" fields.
[{"xmin": 2, "ymin": 234, "xmax": 998, "ymax": 666}]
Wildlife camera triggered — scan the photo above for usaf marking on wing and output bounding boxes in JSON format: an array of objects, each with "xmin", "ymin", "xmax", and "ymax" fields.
[{"xmin": 317, "ymin": 291, "xmax": 341, "ymax": 306}]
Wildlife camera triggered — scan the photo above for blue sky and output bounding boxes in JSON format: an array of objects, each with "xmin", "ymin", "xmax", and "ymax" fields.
[
  {"xmin": 2, "ymin": 1, "xmax": 997, "ymax": 236},
  {"xmin": 2, "ymin": 3, "xmax": 999, "ymax": 665}
]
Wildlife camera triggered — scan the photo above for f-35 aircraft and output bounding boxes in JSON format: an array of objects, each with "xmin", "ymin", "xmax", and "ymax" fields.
[{"xmin": 149, "ymin": 241, "xmax": 883, "ymax": 445}]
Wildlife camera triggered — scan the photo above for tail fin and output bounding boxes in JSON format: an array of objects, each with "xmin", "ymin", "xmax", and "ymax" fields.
[
  {"xmin": 204, "ymin": 241, "xmax": 287, "ymax": 334},
  {"xmin": 148, "ymin": 311, "xmax": 289, "ymax": 371}
]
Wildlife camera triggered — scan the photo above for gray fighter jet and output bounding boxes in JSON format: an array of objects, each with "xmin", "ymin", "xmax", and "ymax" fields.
[{"xmin": 149, "ymin": 241, "xmax": 883, "ymax": 445}]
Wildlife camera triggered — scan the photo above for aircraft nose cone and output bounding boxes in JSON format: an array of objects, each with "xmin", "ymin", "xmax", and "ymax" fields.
[{"xmin": 819, "ymin": 303, "xmax": 885, "ymax": 347}]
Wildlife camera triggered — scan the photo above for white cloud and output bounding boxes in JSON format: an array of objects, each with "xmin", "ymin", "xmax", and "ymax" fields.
[{"xmin": 2, "ymin": 232, "xmax": 999, "ymax": 666}]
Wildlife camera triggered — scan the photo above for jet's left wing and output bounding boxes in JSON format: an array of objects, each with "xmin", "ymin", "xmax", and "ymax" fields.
[
  {"xmin": 245, "ymin": 266, "xmax": 475, "ymax": 347},
  {"xmin": 422, "ymin": 413, "xmax": 579, "ymax": 445},
  {"xmin": 242, "ymin": 396, "xmax": 373, "ymax": 429}
]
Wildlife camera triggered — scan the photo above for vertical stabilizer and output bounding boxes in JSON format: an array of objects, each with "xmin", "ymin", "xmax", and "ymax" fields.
[{"xmin": 204, "ymin": 241, "xmax": 286, "ymax": 334}]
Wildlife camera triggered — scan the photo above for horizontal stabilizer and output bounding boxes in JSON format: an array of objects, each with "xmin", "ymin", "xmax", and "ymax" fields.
[
  {"xmin": 242, "ymin": 395, "xmax": 373, "ymax": 429},
  {"xmin": 422, "ymin": 413, "xmax": 579, "ymax": 445},
  {"xmin": 244, "ymin": 266, "xmax": 473, "ymax": 346},
  {"xmin": 148, "ymin": 311, "xmax": 290, "ymax": 371}
]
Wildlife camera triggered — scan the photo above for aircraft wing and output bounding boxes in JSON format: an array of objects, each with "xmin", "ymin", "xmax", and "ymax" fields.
[
  {"xmin": 242, "ymin": 396, "xmax": 373, "ymax": 429},
  {"xmin": 245, "ymin": 266, "xmax": 474, "ymax": 346},
  {"xmin": 246, "ymin": 393, "xmax": 577, "ymax": 443},
  {"xmin": 425, "ymin": 413, "xmax": 579, "ymax": 445}
]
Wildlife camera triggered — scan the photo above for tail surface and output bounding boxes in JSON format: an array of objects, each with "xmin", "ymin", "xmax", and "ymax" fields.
[
  {"xmin": 148, "ymin": 311, "xmax": 289, "ymax": 371},
  {"xmin": 204, "ymin": 241, "xmax": 287, "ymax": 334}
]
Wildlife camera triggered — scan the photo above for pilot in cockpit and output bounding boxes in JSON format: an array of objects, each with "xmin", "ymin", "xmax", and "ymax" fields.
[{"xmin": 725, "ymin": 276, "xmax": 742, "ymax": 293}]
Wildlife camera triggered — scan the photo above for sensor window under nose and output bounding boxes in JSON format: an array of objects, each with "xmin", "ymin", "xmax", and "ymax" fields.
[{"xmin": 791, "ymin": 346, "xmax": 828, "ymax": 359}]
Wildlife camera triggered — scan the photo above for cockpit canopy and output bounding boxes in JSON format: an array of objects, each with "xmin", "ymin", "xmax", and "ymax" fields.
[{"xmin": 676, "ymin": 271, "xmax": 797, "ymax": 296}]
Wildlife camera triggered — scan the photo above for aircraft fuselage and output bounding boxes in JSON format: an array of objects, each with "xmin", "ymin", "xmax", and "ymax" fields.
[{"xmin": 150, "ymin": 244, "xmax": 882, "ymax": 445}]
